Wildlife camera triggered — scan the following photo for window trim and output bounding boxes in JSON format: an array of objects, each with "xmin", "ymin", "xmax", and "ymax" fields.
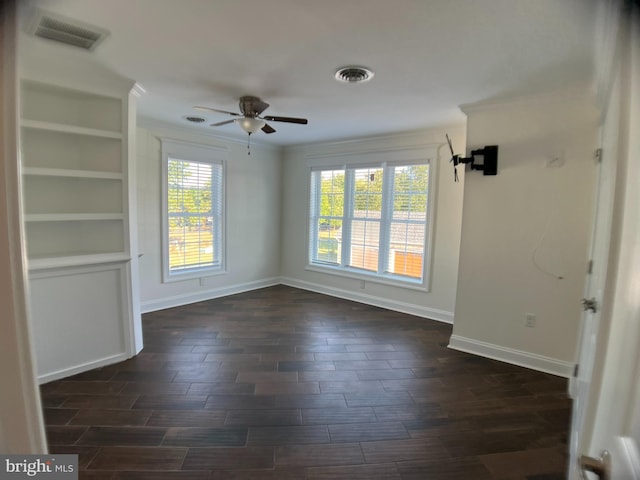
[
  {"xmin": 305, "ymin": 145, "xmax": 437, "ymax": 292},
  {"xmin": 161, "ymin": 138, "xmax": 228, "ymax": 283}
]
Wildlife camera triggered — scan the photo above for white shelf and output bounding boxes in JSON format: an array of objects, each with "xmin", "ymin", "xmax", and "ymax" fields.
[
  {"xmin": 21, "ymin": 80, "xmax": 122, "ymax": 133},
  {"xmin": 23, "ymin": 175, "xmax": 123, "ymax": 216},
  {"xmin": 27, "ymin": 252, "xmax": 131, "ymax": 271},
  {"xmin": 21, "ymin": 119, "xmax": 122, "ymax": 139},
  {"xmin": 24, "ymin": 213, "xmax": 124, "ymax": 222},
  {"xmin": 25, "ymin": 219, "xmax": 125, "ymax": 259},
  {"xmin": 21, "ymin": 128, "xmax": 122, "ymax": 173},
  {"xmin": 23, "ymin": 167, "xmax": 123, "ymax": 180}
]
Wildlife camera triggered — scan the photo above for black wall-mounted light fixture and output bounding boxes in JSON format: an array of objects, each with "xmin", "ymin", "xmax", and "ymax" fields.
[{"xmin": 446, "ymin": 134, "xmax": 499, "ymax": 182}]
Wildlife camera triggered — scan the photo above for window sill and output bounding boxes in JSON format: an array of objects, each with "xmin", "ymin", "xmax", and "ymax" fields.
[
  {"xmin": 162, "ymin": 267, "xmax": 226, "ymax": 284},
  {"xmin": 305, "ymin": 264, "xmax": 429, "ymax": 292}
]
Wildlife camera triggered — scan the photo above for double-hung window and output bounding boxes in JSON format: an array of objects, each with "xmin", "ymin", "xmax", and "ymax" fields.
[
  {"xmin": 308, "ymin": 152, "xmax": 433, "ymax": 289},
  {"xmin": 161, "ymin": 139, "xmax": 226, "ymax": 282}
]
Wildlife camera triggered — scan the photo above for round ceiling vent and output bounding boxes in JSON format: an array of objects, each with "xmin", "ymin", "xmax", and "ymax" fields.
[
  {"xmin": 334, "ymin": 66, "xmax": 374, "ymax": 83},
  {"xmin": 184, "ymin": 116, "xmax": 206, "ymax": 123}
]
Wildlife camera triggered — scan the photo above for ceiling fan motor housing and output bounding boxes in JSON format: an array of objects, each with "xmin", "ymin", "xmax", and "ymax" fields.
[{"xmin": 239, "ymin": 96, "xmax": 268, "ymax": 117}]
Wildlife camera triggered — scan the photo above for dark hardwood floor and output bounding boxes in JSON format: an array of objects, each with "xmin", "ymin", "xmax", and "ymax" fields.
[{"xmin": 41, "ymin": 285, "xmax": 571, "ymax": 479}]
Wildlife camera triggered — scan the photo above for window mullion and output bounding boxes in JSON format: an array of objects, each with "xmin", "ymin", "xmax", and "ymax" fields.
[
  {"xmin": 379, "ymin": 163, "xmax": 394, "ymax": 274},
  {"xmin": 309, "ymin": 171, "xmax": 321, "ymax": 262},
  {"xmin": 342, "ymin": 168, "xmax": 355, "ymax": 267}
]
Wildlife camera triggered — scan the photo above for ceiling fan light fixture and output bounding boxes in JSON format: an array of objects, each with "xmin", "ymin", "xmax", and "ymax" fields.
[
  {"xmin": 334, "ymin": 66, "xmax": 374, "ymax": 83},
  {"xmin": 236, "ymin": 117, "xmax": 265, "ymax": 134}
]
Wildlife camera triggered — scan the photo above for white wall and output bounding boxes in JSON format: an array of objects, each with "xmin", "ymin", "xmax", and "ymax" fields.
[
  {"xmin": 279, "ymin": 126, "xmax": 466, "ymax": 323},
  {"xmin": 136, "ymin": 125, "xmax": 283, "ymax": 312},
  {"xmin": 450, "ymin": 91, "xmax": 598, "ymax": 376}
]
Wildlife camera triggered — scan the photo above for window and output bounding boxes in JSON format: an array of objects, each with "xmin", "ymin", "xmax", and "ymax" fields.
[
  {"xmin": 309, "ymin": 158, "xmax": 432, "ymax": 288},
  {"xmin": 161, "ymin": 139, "xmax": 226, "ymax": 282}
]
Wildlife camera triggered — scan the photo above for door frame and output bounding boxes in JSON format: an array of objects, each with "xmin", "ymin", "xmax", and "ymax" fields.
[
  {"xmin": 0, "ymin": 0, "xmax": 48, "ymax": 453},
  {"xmin": 582, "ymin": 3, "xmax": 640, "ymax": 477},
  {"xmin": 568, "ymin": 1, "xmax": 640, "ymax": 477}
]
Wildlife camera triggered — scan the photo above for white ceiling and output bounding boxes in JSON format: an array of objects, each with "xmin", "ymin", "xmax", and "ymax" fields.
[{"xmin": 18, "ymin": 0, "xmax": 599, "ymax": 146}]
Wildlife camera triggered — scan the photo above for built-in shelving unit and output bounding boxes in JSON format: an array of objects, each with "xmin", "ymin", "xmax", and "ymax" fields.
[
  {"xmin": 21, "ymin": 80, "xmax": 128, "ymax": 269},
  {"xmin": 20, "ymin": 74, "xmax": 142, "ymax": 383}
]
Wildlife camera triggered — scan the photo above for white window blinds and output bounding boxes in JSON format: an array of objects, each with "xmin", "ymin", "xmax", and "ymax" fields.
[{"xmin": 162, "ymin": 139, "xmax": 226, "ymax": 282}]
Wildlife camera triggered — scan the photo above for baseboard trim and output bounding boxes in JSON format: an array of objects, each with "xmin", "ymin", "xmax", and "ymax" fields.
[
  {"xmin": 280, "ymin": 276, "xmax": 453, "ymax": 324},
  {"xmin": 448, "ymin": 334, "xmax": 573, "ymax": 378},
  {"xmin": 38, "ymin": 352, "xmax": 130, "ymax": 384},
  {"xmin": 140, "ymin": 277, "xmax": 281, "ymax": 313}
]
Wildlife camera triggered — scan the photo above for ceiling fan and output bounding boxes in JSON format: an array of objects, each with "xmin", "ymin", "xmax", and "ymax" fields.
[{"xmin": 194, "ymin": 95, "xmax": 308, "ymax": 136}]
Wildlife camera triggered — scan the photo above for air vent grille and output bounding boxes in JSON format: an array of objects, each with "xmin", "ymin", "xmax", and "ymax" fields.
[
  {"xmin": 29, "ymin": 10, "xmax": 109, "ymax": 51},
  {"xmin": 335, "ymin": 66, "xmax": 375, "ymax": 83}
]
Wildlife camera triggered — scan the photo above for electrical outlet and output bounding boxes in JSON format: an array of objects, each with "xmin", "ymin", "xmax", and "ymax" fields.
[{"xmin": 525, "ymin": 313, "xmax": 536, "ymax": 328}]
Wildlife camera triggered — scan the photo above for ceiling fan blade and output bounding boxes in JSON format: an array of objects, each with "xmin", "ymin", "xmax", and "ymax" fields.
[
  {"xmin": 194, "ymin": 105, "xmax": 241, "ymax": 116},
  {"xmin": 210, "ymin": 119, "xmax": 235, "ymax": 127},
  {"xmin": 262, "ymin": 123, "xmax": 276, "ymax": 134},
  {"xmin": 262, "ymin": 115, "xmax": 308, "ymax": 125}
]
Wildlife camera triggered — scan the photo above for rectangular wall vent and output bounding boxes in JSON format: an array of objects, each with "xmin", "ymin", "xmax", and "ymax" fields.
[{"xmin": 29, "ymin": 10, "xmax": 109, "ymax": 51}]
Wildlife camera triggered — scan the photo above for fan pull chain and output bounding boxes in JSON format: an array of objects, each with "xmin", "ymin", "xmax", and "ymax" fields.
[{"xmin": 247, "ymin": 132, "xmax": 252, "ymax": 155}]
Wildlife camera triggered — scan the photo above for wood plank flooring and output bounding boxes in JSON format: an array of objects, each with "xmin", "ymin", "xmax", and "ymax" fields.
[{"xmin": 41, "ymin": 285, "xmax": 571, "ymax": 479}]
